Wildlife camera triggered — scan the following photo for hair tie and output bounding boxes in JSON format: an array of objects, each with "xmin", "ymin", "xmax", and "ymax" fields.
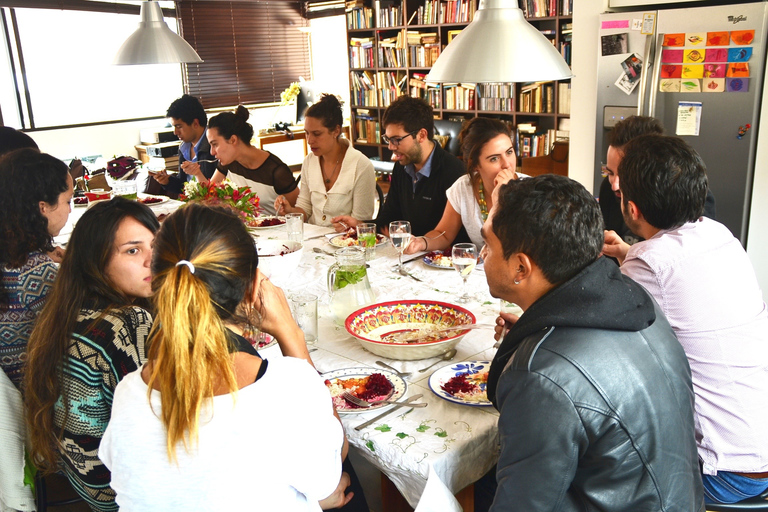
[{"xmin": 176, "ymin": 260, "xmax": 196, "ymax": 274}]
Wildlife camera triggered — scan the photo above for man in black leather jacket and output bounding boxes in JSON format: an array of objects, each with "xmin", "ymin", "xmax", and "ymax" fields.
[{"xmin": 480, "ymin": 175, "xmax": 703, "ymax": 511}]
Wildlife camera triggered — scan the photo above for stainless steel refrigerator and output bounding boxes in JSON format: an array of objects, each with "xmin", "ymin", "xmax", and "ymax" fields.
[{"xmin": 594, "ymin": 1, "xmax": 768, "ymax": 243}]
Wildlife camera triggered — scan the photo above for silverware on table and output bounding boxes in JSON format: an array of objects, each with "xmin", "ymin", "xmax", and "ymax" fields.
[
  {"xmin": 313, "ymin": 247, "xmax": 337, "ymax": 256},
  {"xmin": 418, "ymin": 349, "xmax": 458, "ymax": 373},
  {"xmin": 342, "ymin": 391, "xmax": 427, "ymax": 408},
  {"xmin": 354, "ymin": 394, "xmax": 425, "ymax": 431},
  {"xmin": 383, "ymin": 323, "xmax": 494, "ymax": 344},
  {"xmin": 375, "ymin": 360, "xmax": 411, "ymax": 378},
  {"xmin": 401, "ymin": 253, "xmax": 427, "ymax": 265},
  {"xmin": 305, "ymin": 233, "xmax": 335, "ymax": 241}
]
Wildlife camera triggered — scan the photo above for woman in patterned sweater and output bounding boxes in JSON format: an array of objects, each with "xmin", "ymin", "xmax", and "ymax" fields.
[
  {"xmin": 0, "ymin": 148, "xmax": 73, "ymax": 388},
  {"xmin": 24, "ymin": 197, "xmax": 159, "ymax": 512}
]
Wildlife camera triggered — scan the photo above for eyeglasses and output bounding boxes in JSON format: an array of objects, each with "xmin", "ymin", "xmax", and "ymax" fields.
[{"xmin": 382, "ymin": 130, "xmax": 418, "ymax": 147}]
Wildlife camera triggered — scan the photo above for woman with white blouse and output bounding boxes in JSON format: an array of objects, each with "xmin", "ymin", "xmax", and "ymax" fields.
[{"xmin": 275, "ymin": 94, "xmax": 375, "ymax": 229}]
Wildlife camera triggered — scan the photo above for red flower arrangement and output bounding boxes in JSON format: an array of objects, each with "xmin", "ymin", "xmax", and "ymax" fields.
[{"xmin": 180, "ymin": 179, "xmax": 260, "ymax": 221}]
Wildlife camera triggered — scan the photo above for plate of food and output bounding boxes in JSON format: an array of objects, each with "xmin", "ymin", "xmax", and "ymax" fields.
[
  {"xmin": 423, "ymin": 250, "xmax": 453, "ymax": 269},
  {"xmin": 138, "ymin": 194, "xmax": 168, "ymax": 205},
  {"xmin": 322, "ymin": 367, "xmax": 407, "ymax": 414},
  {"xmin": 247, "ymin": 216, "xmax": 286, "ymax": 230},
  {"xmin": 328, "ymin": 228, "xmax": 388, "ymax": 248},
  {"xmin": 73, "ymin": 196, "xmax": 89, "ymax": 207},
  {"xmin": 428, "ymin": 360, "xmax": 491, "ymax": 406}
]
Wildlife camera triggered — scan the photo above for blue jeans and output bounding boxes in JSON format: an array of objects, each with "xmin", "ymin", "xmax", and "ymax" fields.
[{"xmin": 703, "ymin": 471, "xmax": 768, "ymax": 504}]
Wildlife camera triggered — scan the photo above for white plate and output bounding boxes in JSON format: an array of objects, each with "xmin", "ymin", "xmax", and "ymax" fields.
[
  {"xmin": 138, "ymin": 194, "xmax": 169, "ymax": 205},
  {"xmin": 328, "ymin": 233, "xmax": 388, "ymax": 248},
  {"xmin": 321, "ymin": 367, "xmax": 407, "ymax": 415},
  {"xmin": 248, "ymin": 216, "xmax": 286, "ymax": 230},
  {"xmin": 423, "ymin": 251, "xmax": 454, "ymax": 270},
  {"xmin": 428, "ymin": 360, "xmax": 492, "ymax": 407}
]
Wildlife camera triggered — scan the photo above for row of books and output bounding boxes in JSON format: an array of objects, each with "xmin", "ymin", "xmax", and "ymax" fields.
[
  {"xmin": 516, "ymin": 123, "xmax": 569, "ymax": 158},
  {"xmin": 443, "ymin": 84, "xmax": 475, "ymax": 110},
  {"xmin": 349, "ymin": 37, "xmax": 375, "ymax": 67},
  {"xmin": 560, "ymin": 22, "xmax": 572, "ymax": 66},
  {"xmin": 520, "ymin": 0, "xmax": 561, "ymax": 18},
  {"xmin": 518, "ymin": 81, "xmax": 555, "ymax": 114},
  {"xmin": 354, "ymin": 110, "xmax": 381, "ymax": 143},
  {"xmin": 351, "ymin": 71, "xmax": 377, "ymax": 106},
  {"xmin": 557, "ymin": 82, "xmax": 571, "ymax": 115},
  {"xmin": 408, "ymin": 43, "xmax": 440, "ymax": 67},
  {"xmin": 378, "ymin": 45, "xmax": 407, "ymax": 67},
  {"xmin": 375, "ymin": 0, "xmax": 402, "ymax": 28},
  {"xmin": 346, "ymin": 7, "xmax": 374, "ymax": 29},
  {"xmin": 417, "ymin": 0, "xmax": 476, "ymax": 25},
  {"xmin": 477, "ymin": 83, "xmax": 515, "ymax": 112}
]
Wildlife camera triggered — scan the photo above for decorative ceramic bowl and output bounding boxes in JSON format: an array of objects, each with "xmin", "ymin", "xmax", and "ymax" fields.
[
  {"xmin": 255, "ymin": 239, "xmax": 303, "ymax": 287},
  {"xmin": 345, "ymin": 300, "xmax": 476, "ymax": 360}
]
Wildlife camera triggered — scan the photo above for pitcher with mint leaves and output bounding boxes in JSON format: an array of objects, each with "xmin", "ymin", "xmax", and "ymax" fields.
[{"xmin": 327, "ymin": 246, "xmax": 375, "ymax": 324}]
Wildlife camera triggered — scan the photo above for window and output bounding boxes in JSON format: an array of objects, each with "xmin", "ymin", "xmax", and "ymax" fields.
[
  {"xmin": 1, "ymin": 5, "xmax": 183, "ymax": 129},
  {"xmin": 178, "ymin": 1, "xmax": 312, "ymax": 109}
]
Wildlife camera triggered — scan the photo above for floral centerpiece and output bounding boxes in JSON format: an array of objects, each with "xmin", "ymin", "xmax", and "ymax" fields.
[
  {"xmin": 268, "ymin": 81, "xmax": 302, "ymax": 131},
  {"xmin": 180, "ymin": 179, "xmax": 260, "ymax": 222}
]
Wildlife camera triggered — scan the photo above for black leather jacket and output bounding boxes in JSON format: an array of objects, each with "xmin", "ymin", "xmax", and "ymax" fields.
[{"xmin": 489, "ymin": 258, "xmax": 704, "ymax": 511}]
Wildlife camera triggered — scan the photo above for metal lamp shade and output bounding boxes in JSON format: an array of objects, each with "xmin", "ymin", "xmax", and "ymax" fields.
[
  {"xmin": 113, "ymin": 1, "xmax": 202, "ymax": 65},
  {"xmin": 425, "ymin": 0, "xmax": 572, "ymax": 83}
]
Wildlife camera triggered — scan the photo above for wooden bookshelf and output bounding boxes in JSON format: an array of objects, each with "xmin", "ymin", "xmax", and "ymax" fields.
[{"xmin": 345, "ymin": 0, "xmax": 573, "ymax": 164}]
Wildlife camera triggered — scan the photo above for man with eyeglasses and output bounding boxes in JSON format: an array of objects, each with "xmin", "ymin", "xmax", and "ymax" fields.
[
  {"xmin": 333, "ymin": 96, "xmax": 467, "ymax": 238},
  {"xmin": 600, "ymin": 115, "xmax": 716, "ymax": 247}
]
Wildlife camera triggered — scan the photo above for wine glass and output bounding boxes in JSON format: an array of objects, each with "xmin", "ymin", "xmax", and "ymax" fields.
[
  {"xmin": 389, "ymin": 221, "xmax": 412, "ymax": 273},
  {"xmin": 452, "ymin": 243, "xmax": 477, "ymax": 303}
]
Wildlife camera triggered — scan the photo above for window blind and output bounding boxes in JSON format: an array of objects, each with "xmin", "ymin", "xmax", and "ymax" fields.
[{"xmin": 178, "ymin": 1, "xmax": 311, "ymax": 110}]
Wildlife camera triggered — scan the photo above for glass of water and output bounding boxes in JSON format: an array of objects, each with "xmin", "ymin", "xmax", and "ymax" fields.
[
  {"xmin": 357, "ymin": 222, "xmax": 377, "ymax": 261},
  {"xmin": 389, "ymin": 220, "xmax": 412, "ymax": 273},
  {"xmin": 285, "ymin": 213, "xmax": 303, "ymax": 244},
  {"xmin": 452, "ymin": 243, "xmax": 477, "ymax": 303},
  {"xmin": 289, "ymin": 293, "xmax": 318, "ymax": 345}
]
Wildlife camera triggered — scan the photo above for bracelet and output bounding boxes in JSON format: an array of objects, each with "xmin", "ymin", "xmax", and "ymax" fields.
[{"xmin": 419, "ymin": 236, "xmax": 428, "ymax": 251}]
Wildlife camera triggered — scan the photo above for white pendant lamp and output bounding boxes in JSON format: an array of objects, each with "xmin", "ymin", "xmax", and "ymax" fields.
[
  {"xmin": 113, "ymin": 1, "xmax": 203, "ymax": 65},
  {"xmin": 425, "ymin": 0, "xmax": 572, "ymax": 83}
]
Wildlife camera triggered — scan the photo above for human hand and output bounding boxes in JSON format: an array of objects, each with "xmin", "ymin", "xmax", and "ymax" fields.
[
  {"xmin": 180, "ymin": 161, "xmax": 204, "ymax": 181},
  {"xmin": 331, "ymin": 215, "xmax": 358, "ymax": 232},
  {"xmin": 494, "ymin": 311, "xmax": 519, "ymax": 342},
  {"xmin": 319, "ymin": 472, "xmax": 354, "ymax": 510},
  {"xmin": 602, "ymin": 230, "xmax": 630, "ymax": 264},
  {"xmin": 149, "ymin": 170, "xmax": 170, "ymax": 185},
  {"xmin": 403, "ymin": 236, "xmax": 426, "ymax": 254},
  {"xmin": 251, "ymin": 271, "xmax": 309, "ymax": 362},
  {"xmin": 46, "ymin": 246, "xmax": 66, "ymax": 263},
  {"xmin": 275, "ymin": 195, "xmax": 289, "ymax": 216},
  {"xmin": 494, "ymin": 168, "xmax": 518, "ymax": 189}
]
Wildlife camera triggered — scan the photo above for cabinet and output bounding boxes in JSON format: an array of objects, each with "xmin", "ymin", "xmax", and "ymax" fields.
[{"xmin": 346, "ymin": 0, "xmax": 573, "ymax": 164}]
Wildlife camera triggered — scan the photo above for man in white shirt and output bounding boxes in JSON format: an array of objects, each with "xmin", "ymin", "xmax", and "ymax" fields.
[{"xmin": 603, "ymin": 134, "xmax": 768, "ymax": 504}]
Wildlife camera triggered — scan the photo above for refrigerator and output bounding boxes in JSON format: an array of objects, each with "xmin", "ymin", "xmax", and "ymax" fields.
[{"xmin": 594, "ymin": 1, "xmax": 768, "ymax": 244}]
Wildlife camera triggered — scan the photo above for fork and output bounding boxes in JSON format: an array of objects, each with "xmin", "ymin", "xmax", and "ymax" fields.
[
  {"xmin": 342, "ymin": 391, "xmax": 427, "ymax": 408},
  {"xmin": 375, "ymin": 360, "xmax": 411, "ymax": 378}
]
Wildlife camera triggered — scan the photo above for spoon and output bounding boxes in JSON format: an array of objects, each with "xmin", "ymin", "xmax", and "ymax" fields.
[
  {"xmin": 313, "ymin": 247, "xmax": 337, "ymax": 256},
  {"xmin": 382, "ymin": 323, "xmax": 494, "ymax": 344},
  {"xmin": 375, "ymin": 360, "xmax": 411, "ymax": 378},
  {"xmin": 419, "ymin": 349, "xmax": 458, "ymax": 373}
]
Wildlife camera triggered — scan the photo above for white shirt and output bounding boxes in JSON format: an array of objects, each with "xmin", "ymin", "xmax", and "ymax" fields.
[
  {"xmin": 295, "ymin": 141, "xmax": 376, "ymax": 226},
  {"xmin": 621, "ymin": 217, "xmax": 768, "ymax": 475},
  {"xmin": 100, "ymin": 357, "xmax": 343, "ymax": 511}
]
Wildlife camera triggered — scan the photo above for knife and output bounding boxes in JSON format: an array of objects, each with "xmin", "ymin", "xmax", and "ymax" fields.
[
  {"xmin": 354, "ymin": 394, "xmax": 426, "ymax": 431},
  {"xmin": 305, "ymin": 232, "xmax": 335, "ymax": 241}
]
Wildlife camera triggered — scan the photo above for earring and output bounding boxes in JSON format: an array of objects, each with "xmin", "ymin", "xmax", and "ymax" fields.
[
  {"xmin": 513, "ymin": 265, "xmax": 523, "ymax": 285},
  {"xmin": 513, "ymin": 278, "xmax": 520, "ymax": 285}
]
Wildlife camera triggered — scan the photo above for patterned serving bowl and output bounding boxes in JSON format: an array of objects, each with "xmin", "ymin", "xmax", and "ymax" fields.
[{"xmin": 344, "ymin": 300, "xmax": 476, "ymax": 360}]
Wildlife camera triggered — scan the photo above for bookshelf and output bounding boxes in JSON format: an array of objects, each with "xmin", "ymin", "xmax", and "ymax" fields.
[{"xmin": 345, "ymin": 0, "xmax": 573, "ymax": 164}]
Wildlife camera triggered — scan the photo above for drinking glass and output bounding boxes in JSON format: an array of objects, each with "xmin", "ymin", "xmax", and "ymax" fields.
[
  {"xmin": 389, "ymin": 221, "xmax": 412, "ymax": 273},
  {"xmin": 289, "ymin": 293, "xmax": 318, "ymax": 344},
  {"xmin": 452, "ymin": 243, "xmax": 477, "ymax": 303},
  {"xmin": 356, "ymin": 222, "xmax": 377, "ymax": 261},
  {"xmin": 285, "ymin": 213, "xmax": 303, "ymax": 243}
]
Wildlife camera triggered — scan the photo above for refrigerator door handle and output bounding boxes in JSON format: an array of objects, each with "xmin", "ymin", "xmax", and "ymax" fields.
[
  {"xmin": 648, "ymin": 32, "xmax": 664, "ymax": 118},
  {"xmin": 637, "ymin": 34, "xmax": 655, "ymax": 116}
]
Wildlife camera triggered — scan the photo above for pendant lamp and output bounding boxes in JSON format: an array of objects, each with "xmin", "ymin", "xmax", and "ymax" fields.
[
  {"xmin": 113, "ymin": 1, "xmax": 203, "ymax": 65},
  {"xmin": 425, "ymin": 0, "xmax": 571, "ymax": 83}
]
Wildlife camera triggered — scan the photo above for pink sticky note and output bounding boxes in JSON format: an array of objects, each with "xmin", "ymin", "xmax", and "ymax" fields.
[
  {"xmin": 662, "ymin": 49, "xmax": 684, "ymax": 63},
  {"xmin": 703, "ymin": 63, "xmax": 726, "ymax": 78},
  {"xmin": 706, "ymin": 48, "xmax": 728, "ymax": 62},
  {"xmin": 602, "ymin": 20, "xmax": 630, "ymax": 29}
]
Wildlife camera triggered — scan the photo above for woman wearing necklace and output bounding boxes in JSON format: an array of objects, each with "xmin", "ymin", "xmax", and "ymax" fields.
[
  {"xmin": 404, "ymin": 117, "xmax": 526, "ymax": 253},
  {"xmin": 275, "ymin": 94, "xmax": 375, "ymax": 229}
]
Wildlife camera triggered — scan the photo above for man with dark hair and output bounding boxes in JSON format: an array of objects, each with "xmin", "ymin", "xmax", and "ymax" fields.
[
  {"xmin": 604, "ymin": 135, "xmax": 768, "ymax": 505},
  {"xmin": 600, "ymin": 115, "xmax": 715, "ymax": 244},
  {"xmin": 482, "ymin": 174, "xmax": 703, "ymax": 510},
  {"xmin": 359, "ymin": 96, "xmax": 466, "ymax": 237},
  {"xmin": 151, "ymin": 94, "xmax": 217, "ymax": 197}
]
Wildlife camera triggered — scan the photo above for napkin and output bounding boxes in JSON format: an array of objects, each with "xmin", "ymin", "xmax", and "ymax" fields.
[{"xmin": 413, "ymin": 462, "xmax": 462, "ymax": 512}]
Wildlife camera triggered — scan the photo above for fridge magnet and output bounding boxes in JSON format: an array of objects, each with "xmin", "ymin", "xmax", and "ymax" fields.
[
  {"xmin": 728, "ymin": 47, "xmax": 753, "ymax": 63},
  {"xmin": 737, "ymin": 124, "xmax": 751, "ymax": 139},
  {"xmin": 615, "ymin": 72, "xmax": 640, "ymax": 95},
  {"xmin": 601, "ymin": 33, "xmax": 628, "ymax": 56},
  {"xmin": 727, "ymin": 63, "xmax": 749, "ymax": 78},
  {"xmin": 661, "ymin": 65, "xmax": 682, "ymax": 79},
  {"xmin": 706, "ymin": 32, "xmax": 729, "ymax": 46},
  {"xmin": 705, "ymin": 48, "xmax": 729, "ymax": 62},
  {"xmin": 703, "ymin": 64, "xmax": 726, "ymax": 79},
  {"xmin": 682, "ymin": 65, "xmax": 703, "ymax": 79},
  {"xmin": 681, "ymin": 79, "xmax": 702, "ymax": 93},
  {"xmin": 641, "ymin": 13, "xmax": 656, "ymax": 35},
  {"xmin": 621, "ymin": 53, "xmax": 643, "ymax": 83},
  {"xmin": 659, "ymin": 79, "xmax": 681, "ymax": 93},
  {"xmin": 661, "ymin": 49, "xmax": 684, "ymax": 63},
  {"xmin": 686, "ymin": 33, "xmax": 706, "ymax": 46},
  {"xmin": 683, "ymin": 49, "xmax": 705, "ymax": 63},
  {"xmin": 731, "ymin": 30, "xmax": 755, "ymax": 45},
  {"xmin": 663, "ymin": 33, "xmax": 685, "ymax": 47},
  {"xmin": 727, "ymin": 78, "xmax": 749, "ymax": 93},
  {"xmin": 702, "ymin": 78, "xmax": 725, "ymax": 93},
  {"xmin": 676, "ymin": 102, "xmax": 702, "ymax": 136}
]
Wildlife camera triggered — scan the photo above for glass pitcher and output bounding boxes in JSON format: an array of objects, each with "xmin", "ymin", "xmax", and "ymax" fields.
[{"xmin": 327, "ymin": 246, "xmax": 376, "ymax": 324}]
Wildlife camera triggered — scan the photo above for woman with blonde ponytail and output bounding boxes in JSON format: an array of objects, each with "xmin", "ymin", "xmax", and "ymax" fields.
[{"xmin": 100, "ymin": 203, "xmax": 348, "ymax": 511}]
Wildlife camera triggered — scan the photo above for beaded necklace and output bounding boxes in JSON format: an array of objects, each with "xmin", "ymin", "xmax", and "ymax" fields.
[{"xmin": 478, "ymin": 180, "xmax": 489, "ymax": 221}]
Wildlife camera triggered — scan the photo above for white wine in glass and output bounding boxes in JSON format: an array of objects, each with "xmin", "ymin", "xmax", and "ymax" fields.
[
  {"xmin": 452, "ymin": 243, "xmax": 477, "ymax": 303},
  {"xmin": 389, "ymin": 220, "xmax": 412, "ymax": 273}
]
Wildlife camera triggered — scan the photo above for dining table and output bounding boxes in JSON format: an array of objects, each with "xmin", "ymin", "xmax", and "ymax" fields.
[{"xmin": 56, "ymin": 200, "xmax": 521, "ymax": 511}]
